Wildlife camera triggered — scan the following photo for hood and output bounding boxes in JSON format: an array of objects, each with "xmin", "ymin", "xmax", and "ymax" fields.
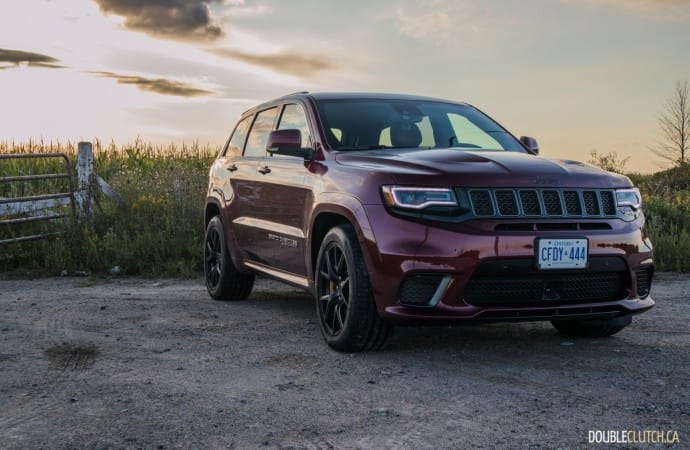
[{"xmin": 335, "ymin": 149, "xmax": 632, "ymax": 189}]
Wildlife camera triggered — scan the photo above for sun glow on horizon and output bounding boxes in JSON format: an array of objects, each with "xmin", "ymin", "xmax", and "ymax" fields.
[{"xmin": 1, "ymin": 0, "xmax": 689, "ymax": 173}]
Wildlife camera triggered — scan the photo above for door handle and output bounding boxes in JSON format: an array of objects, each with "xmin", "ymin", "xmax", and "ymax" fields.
[
  {"xmin": 257, "ymin": 166, "xmax": 271, "ymax": 174},
  {"xmin": 227, "ymin": 164, "xmax": 238, "ymax": 172}
]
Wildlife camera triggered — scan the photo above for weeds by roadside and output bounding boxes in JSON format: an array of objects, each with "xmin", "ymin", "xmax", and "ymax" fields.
[
  {"xmin": 1, "ymin": 139, "xmax": 216, "ymax": 276},
  {"xmin": 631, "ymin": 165, "xmax": 690, "ymax": 272},
  {"xmin": 2, "ymin": 140, "xmax": 690, "ymax": 275}
]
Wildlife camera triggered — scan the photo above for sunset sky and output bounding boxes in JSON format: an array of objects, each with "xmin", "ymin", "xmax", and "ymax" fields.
[{"xmin": 1, "ymin": 0, "xmax": 689, "ymax": 172}]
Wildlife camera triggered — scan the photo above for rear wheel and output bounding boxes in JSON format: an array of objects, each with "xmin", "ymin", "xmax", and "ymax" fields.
[
  {"xmin": 204, "ymin": 216, "xmax": 254, "ymax": 300},
  {"xmin": 550, "ymin": 316, "xmax": 631, "ymax": 338},
  {"xmin": 315, "ymin": 225, "xmax": 393, "ymax": 352}
]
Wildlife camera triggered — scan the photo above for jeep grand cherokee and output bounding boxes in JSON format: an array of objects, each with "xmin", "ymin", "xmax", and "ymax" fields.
[{"xmin": 204, "ymin": 92, "xmax": 654, "ymax": 352}]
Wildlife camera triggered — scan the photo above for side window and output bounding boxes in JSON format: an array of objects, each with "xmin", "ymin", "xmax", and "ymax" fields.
[
  {"xmin": 224, "ymin": 115, "xmax": 252, "ymax": 156},
  {"xmin": 277, "ymin": 104, "xmax": 312, "ymax": 147},
  {"xmin": 447, "ymin": 113, "xmax": 501, "ymax": 149},
  {"xmin": 244, "ymin": 107, "xmax": 278, "ymax": 157}
]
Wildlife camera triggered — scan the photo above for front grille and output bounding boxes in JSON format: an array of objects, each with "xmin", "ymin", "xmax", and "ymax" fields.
[
  {"xmin": 470, "ymin": 190, "xmax": 494, "ymax": 216},
  {"xmin": 464, "ymin": 257, "xmax": 630, "ymax": 306},
  {"xmin": 635, "ymin": 267, "xmax": 653, "ymax": 299},
  {"xmin": 600, "ymin": 191, "xmax": 616, "ymax": 215},
  {"xmin": 466, "ymin": 188, "xmax": 617, "ymax": 219},
  {"xmin": 495, "ymin": 190, "xmax": 518, "ymax": 215},
  {"xmin": 583, "ymin": 191, "xmax": 600, "ymax": 215},
  {"xmin": 398, "ymin": 274, "xmax": 444, "ymax": 307},
  {"xmin": 519, "ymin": 190, "xmax": 540, "ymax": 215},
  {"xmin": 465, "ymin": 273, "xmax": 627, "ymax": 305},
  {"xmin": 563, "ymin": 191, "xmax": 582, "ymax": 215},
  {"xmin": 543, "ymin": 190, "xmax": 562, "ymax": 215}
]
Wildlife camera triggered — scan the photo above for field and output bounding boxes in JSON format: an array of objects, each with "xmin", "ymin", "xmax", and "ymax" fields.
[
  {"xmin": 1, "ymin": 140, "xmax": 215, "ymax": 275},
  {"xmin": 1, "ymin": 140, "xmax": 689, "ymax": 275}
]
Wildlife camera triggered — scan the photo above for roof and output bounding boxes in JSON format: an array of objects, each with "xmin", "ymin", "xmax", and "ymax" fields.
[{"xmin": 242, "ymin": 91, "xmax": 469, "ymax": 116}]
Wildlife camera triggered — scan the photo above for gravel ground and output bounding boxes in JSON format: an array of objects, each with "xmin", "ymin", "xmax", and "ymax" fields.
[{"xmin": 0, "ymin": 273, "xmax": 688, "ymax": 449}]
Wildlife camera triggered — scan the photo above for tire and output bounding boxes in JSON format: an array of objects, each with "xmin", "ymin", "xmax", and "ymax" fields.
[
  {"xmin": 204, "ymin": 216, "xmax": 254, "ymax": 301},
  {"xmin": 550, "ymin": 316, "xmax": 631, "ymax": 338},
  {"xmin": 315, "ymin": 224, "xmax": 393, "ymax": 352}
]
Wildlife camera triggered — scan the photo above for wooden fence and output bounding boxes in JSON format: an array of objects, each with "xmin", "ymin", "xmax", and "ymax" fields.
[{"xmin": 0, "ymin": 142, "xmax": 118, "ymax": 245}]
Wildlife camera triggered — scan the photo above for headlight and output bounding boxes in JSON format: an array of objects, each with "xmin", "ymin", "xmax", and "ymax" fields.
[
  {"xmin": 381, "ymin": 186, "xmax": 458, "ymax": 210},
  {"xmin": 616, "ymin": 188, "xmax": 641, "ymax": 209},
  {"xmin": 616, "ymin": 188, "xmax": 642, "ymax": 220}
]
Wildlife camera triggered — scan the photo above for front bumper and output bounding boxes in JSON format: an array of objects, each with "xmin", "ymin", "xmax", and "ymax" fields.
[{"xmin": 359, "ymin": 205, "xmax": 655, "ymax": 323}]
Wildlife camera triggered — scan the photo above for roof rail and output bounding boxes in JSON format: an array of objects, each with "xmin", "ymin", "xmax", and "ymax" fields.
[{"xmin": 281, "ymin": 91, "xmax": 309, "ymax": 97}]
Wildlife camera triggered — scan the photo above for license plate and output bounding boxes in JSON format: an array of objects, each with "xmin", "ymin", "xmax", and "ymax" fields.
[{"xmin": 537, "ymin": 238, "xmax": 588, "ymax": 270}]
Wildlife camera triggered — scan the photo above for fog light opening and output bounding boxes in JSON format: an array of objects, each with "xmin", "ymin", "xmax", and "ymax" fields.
[{"xmin": 398, "ymin": 274, "xmax": 452, "ymax": 307}]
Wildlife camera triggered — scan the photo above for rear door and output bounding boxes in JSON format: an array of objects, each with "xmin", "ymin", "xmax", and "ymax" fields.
[{"xmin": 227, "ymin": 106, "xmax": 279, "ymax": 263}]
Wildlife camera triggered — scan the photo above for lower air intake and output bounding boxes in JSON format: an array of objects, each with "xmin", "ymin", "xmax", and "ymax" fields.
[
  {"xmin": 398, "ymin": 274, "xmax": 444, "ymax": 307},
  {"xmin": 635, "ymin": 267, "xmax": 653, "ymax": 299}
]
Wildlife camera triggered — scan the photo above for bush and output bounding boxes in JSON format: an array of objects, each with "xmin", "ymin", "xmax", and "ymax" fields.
[{"xmin": 642, "ymin": 194, "xmax": 690, "ymax": 272}]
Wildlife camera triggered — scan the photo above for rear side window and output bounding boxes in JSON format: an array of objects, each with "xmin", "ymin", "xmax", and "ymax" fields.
[
  {"xmin": 244, "ymin": 107, "xmax": 278, "ymax": 157},
  {"xmin": 225, "ymin": 115, "xmax": 251, "ymax": 155}
]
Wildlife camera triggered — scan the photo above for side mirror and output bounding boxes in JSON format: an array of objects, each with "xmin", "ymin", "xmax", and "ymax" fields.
[
  {"xmin": 266, "ymin": 129, "xmax": 314, "ymax": 160},
  {"xmin": 520, "ymin": 136, "xmax": 539, "ymax": 155}
]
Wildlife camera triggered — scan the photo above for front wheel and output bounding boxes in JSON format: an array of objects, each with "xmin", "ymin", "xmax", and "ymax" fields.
[
  {"xmin": 315, "ymin": 225, "xmax": 392, "ymax": 352},
  {"xmin": 550, "ymin": 315, "xmax": 631, "ymax": 338},
  {"xmin": 204, "ymin": 216, "xmax": 254, "ymax": 300}
]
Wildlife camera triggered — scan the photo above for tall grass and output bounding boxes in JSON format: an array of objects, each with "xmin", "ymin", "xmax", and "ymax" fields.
[
  {"xmin": 2, "ymin": 140, "xmax": 690, "ymax": 275},
  {"xmin": 631, "ymin": 165, "xmax": 690, "ymax": 272},
  {"xmin": 1, "ymin": 139, "xmax": 217, "ymax": 276}
]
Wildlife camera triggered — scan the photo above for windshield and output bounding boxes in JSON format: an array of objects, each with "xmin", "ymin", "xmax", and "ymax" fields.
[{"xmin": 314, "ymin": 98, "xmax": 524, "ymax": 152}]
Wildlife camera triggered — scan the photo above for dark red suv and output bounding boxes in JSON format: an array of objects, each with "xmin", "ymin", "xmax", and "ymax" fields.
[{"xmin": 204, "ymin": 92, "xmax": 654, "ymax": 352}]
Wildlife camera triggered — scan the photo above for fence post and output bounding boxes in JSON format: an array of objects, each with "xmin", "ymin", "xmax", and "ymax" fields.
[{"xmin": 76, "ymin": 142, "xmax": 94, "ymax": 223}]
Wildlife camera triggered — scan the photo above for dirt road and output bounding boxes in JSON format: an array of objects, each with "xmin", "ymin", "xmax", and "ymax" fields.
[{"xmin": 0, "ymin": 274, "xmax": 688, "ymax": 449}]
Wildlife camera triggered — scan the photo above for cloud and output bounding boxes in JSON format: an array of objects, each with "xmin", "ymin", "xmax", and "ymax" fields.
[
  {"xmin": 393, "ymin": 1, "xmax": 506, "ymax": 47},
  {"xmin": 0, "ymin": 48, "xmax": 64, "ymax": 69},
  {"xmin": 92, "ymin": 0, "xmax": 225, "ymax": 41},
  {"xmin": 211, "ymin": 48, "xmax": 335, "ymax": 77},
  {"xmin": 222, "ymin": 1, "xmax": 272, "ymax": 18},
  {"xmin": 91, "ymin": 71, "xmax": 213, "ymax": 97},
  {"xmin": 564, "ymin": 0, "xmax": 690, "ymax": 19}
]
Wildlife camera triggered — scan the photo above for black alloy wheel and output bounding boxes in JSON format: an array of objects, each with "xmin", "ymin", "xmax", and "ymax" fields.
[
  {"xmin": 317, "ymin": 241, "xmax": 351, "ymax": 336},
  {"xmin": 315, "ymin": 225, "xmax": 392, "ymax": 352},
  {"xmin": 204, "ymin": 215, "xmax": 254, "ymax": 300}
]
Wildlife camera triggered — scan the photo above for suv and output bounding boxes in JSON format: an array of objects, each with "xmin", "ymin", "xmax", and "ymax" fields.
[{"xmin": 204, "ymin": 92, "xmax": 654, "ymax": 352}]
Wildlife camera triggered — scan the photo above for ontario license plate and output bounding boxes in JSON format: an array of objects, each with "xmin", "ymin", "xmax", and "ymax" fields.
[{"xmin": 537, "ymin": 238, "xmax": 588, "ymax": 270}]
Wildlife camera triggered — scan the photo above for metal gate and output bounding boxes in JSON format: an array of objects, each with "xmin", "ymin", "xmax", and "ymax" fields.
[{"xmin": 0, "ymin": 153, "xmax": 76, "ymax": 245}]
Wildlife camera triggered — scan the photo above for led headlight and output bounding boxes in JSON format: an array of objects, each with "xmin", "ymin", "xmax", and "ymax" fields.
[
  {"xmin": 381, "ymin": 186, "xmax": 458, "ymax": 210},
  {"xmin": 616, "ymin": 188, "xmax": 642, "ymax": 220}
]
